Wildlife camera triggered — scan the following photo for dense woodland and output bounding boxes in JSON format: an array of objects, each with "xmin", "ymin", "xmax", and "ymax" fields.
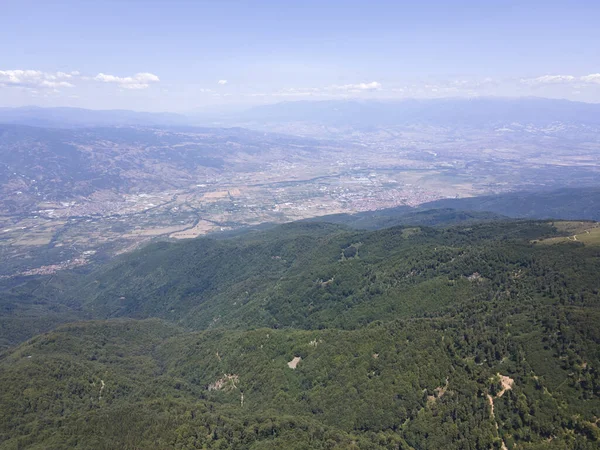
[{"xmin": 1, "ymin": 215, "xmax": 599, "ymax": 449}]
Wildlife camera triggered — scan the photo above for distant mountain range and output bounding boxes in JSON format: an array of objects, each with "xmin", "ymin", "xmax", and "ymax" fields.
[
  {"xmin": 0, "ymin": 106, "xmax": 189, "ymax": 128},
  {"xmin": 3, "ymin": 97, "xmax": 600, "ymax": 129},
  {"xmin": 235, "ymin": 97, "xmax": 600, "ymax": 129}
]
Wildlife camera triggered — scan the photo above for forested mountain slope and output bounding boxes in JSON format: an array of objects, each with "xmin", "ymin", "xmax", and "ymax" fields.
[
  {"xmin": 1, "ymin": 219, "xmax": 599, "ymax": 449},
  {"xmin": 71, "ymin": 220, "xmax": 598, "ymax": 331},
  {"xmin": 305, "ymin": 207, "xmax": 507, "ymax": 230}
]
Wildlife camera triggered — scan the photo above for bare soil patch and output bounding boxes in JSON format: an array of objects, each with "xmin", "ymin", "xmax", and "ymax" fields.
[{"xmin": 287, "ymin": 356, "xmax": 301, "ymax": 369}]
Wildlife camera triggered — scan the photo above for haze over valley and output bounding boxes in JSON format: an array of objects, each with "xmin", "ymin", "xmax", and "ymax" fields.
[{"xmin": 1, "ymin": 98, "xmax": 600, "ymax": 277}]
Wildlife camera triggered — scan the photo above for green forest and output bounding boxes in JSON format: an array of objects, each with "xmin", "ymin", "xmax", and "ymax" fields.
[{"xmin": 1, "ymin": 217, "xmax": 599, "ymax": 449}]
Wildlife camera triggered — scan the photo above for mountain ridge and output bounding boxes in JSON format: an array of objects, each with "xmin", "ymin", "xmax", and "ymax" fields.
[
  {"xmin": 4, "ymin": 97, "xmax": 600, "ymax": 129},
  {"xmin": 1, "ymin": 217, "xmax": 599, "ymax": 449}
]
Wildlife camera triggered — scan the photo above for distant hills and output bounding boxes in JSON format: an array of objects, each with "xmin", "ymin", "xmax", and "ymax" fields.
[
  {"xmin": 237, "ymin": 97, "xmax": 600, "ymax": 129},
  {"xmin": 305, "ymin": 207, "xmax": 507, "ymax": 230},
  {"xmin": 0, "ymin": 106, "xmax": 190, "ymax": 128},
  {"xmin": 3, "ymin": 97, "xmax": 600, "ymax": 129},
  {"xmin": 311, "ymin": 187, "xmax": 600, "ymax": 230},
  {"xmin": 0, "ymin": 123, "xmax": 325, "ymax": 213},
  {"xmin": 423, "ymin": 187, "xmax": 600, "ymax": 221}
]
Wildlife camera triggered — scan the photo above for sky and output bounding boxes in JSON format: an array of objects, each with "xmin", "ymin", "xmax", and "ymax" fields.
[{"xmin": 1, "ymin": 0, "xmax": 600, "ymax": 112}]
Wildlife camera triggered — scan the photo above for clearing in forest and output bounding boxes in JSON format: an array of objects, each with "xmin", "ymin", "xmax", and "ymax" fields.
[{"xmin": 287, "ymin": 356, "xmax": 301, "ymax": 369}]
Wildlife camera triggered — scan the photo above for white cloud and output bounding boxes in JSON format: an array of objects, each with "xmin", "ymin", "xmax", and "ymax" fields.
[
  {"xmin": 331, "ymin": 81, "xmax": 382, "ymax": 91},
  {"xmin": 272, "ymin": 90, "xmax": 317, "ymax": 98},
  {"xmin": 520, "ymin": 73, "xmax": 600, "ymax": 87},
  {"xmin": 40, "ymin": 80, "xmax": 75, "ymax": 88},
  {"xmin": 0, "ymin": 69, "xmax": 78, "ymax": 90},
  {"xmin": 521, "ymin": 75, "xmax": 576, "ymax": 85},
  {"xmin": 260, "ymin": 82, "xmax": 384, "ymax": 99},
  {"xmin": 217, "ymin": 79, "xmax": 228, "ymax": 85},
  {"xmin": 580, "ymin": 73, "xmax": 600, "ymax": 84},
  {"xmin": 450, "ymin": 77, "xmax": 496, "ymax": 89},
  {"xmin": 52, "ymin": 71, "xmax": 79, "ymax": 80},
  {"xmin": 94, "ymin": 72, "xmax": 160, "ymax": 89}
]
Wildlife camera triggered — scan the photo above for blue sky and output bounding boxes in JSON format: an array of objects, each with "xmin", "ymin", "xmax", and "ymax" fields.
[{"xmin": 1, "ymin": 0, "xmax": 599, "ymax": 111}]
